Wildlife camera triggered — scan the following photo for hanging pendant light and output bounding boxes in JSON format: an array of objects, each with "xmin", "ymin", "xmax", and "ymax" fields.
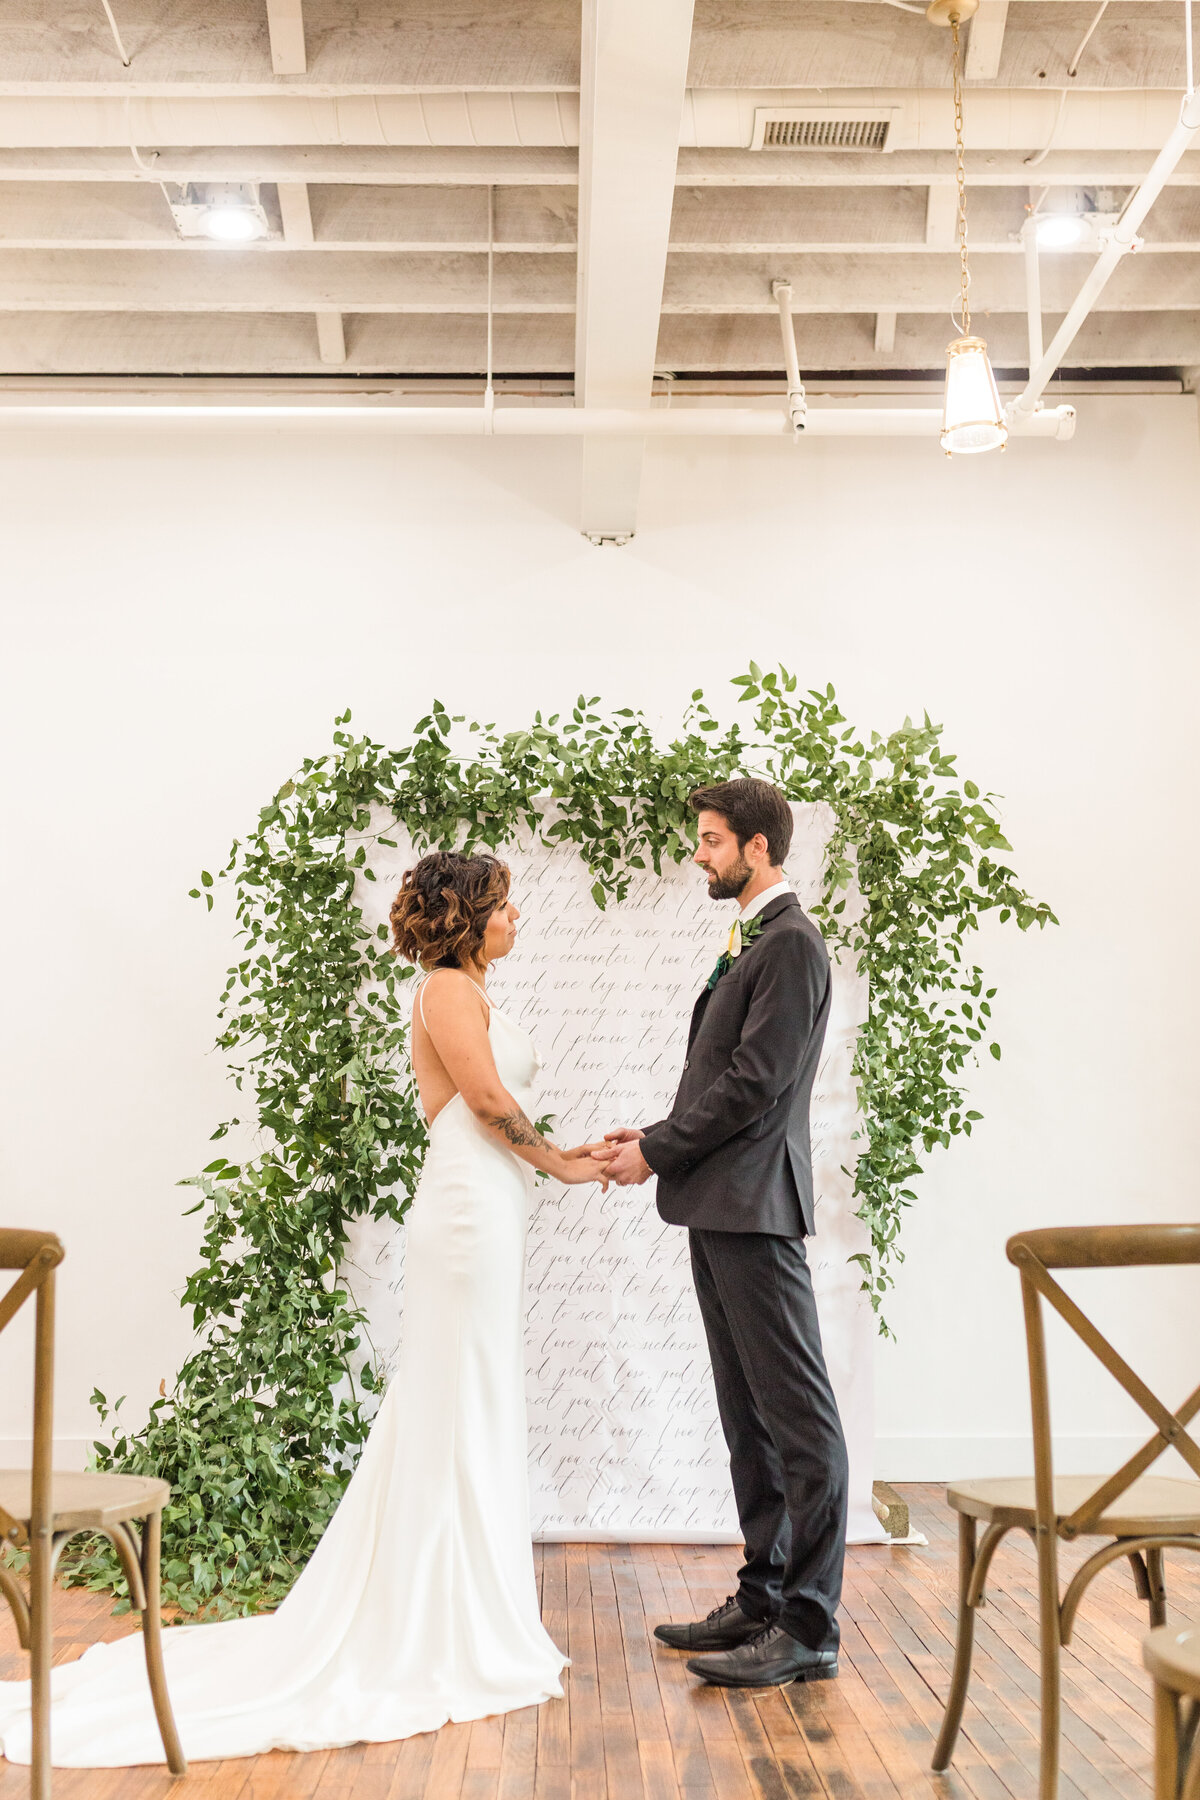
[{"xmin": 927, "ymin": 0, "xmax": 1008, "ymax": 455}]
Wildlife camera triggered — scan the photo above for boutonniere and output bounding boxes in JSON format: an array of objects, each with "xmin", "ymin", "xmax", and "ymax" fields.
[{"xmin": 706, "ymin": 914, "xmax": 767, "ymax": 991}]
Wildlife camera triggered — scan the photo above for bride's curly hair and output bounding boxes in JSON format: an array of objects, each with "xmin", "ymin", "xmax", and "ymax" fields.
[{"xmin": 390, "ymin": 851, "xmax": 510, "ymax": 971}]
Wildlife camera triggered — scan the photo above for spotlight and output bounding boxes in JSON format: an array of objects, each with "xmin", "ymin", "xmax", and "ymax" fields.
[
  {"xmin": 165, "ymin": 182, "xmax": 276, "ymax": 243},
  {"xmin": 1035, "ymin": 213, "xmax": 1086, "ymax": 249},
  {"xmin": 202, "ymin": 204, "xmax": 263, "ymax": 243}
]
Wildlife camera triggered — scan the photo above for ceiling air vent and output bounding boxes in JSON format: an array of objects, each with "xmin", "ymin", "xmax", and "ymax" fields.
[{"xmin": 750, "ymin": 108, "xmax": 897, "ymax": 152}]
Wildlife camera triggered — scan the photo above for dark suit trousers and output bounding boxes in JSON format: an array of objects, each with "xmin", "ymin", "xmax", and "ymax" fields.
[{"xmin": 690, "ymin": 1228, "xmax": 848, "ymax": 1651}]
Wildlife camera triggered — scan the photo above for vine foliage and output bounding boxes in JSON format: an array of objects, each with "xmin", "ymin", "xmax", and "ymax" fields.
[{"xmin": 63, "ymin": 668, "xmax": 1054, "ymax": 1617}]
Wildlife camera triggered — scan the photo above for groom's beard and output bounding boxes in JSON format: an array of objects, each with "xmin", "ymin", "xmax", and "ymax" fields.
[{"xmin": 704, "ymin": 854, "xmax": 754, "ymax": 901}]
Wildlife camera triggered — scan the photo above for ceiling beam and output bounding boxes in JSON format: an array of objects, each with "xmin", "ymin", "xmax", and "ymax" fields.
[
  {"xmin": 0, "ymin": 251, "xmax": 575, "ymax": 312},
  {"xmin": 0, "ymin": 308, "xmax": 1191, "ymax": 378},
  {"xmin": 278, "ymin": 180, "xmax": 347, "ymax": 366},
  {"xmin": 0, "ymin": 148, "xmax": 582, "ymax": 186},
  {"xmin": 6, "ymin": 225, "xmax": 1200, "ymax": 256},
  {"xmin": 0, "ymin": 147, "xmax": 582, "ymax": 186},
  {"xmin": 3, "ymin": 248, "xmax": 1198, "ymax": 313},
  {"xmin": 266, "ymin": 1, "xmax": 306, "ymax": 77},
  {"xmin": 4, "ymin": 148, "xmax": 1200, "ymax": 191},
  {"xmin": 965, "ymin": 0, "xmax": 1010, "ymax": 81},
  {"xmin": 276, "ymin": 181, "xmax": 314, "ymax": 243},
  {"xmin": 658, "ymin": 251, "xmax": 1200, "ymax": 312},
  {"xmin": 673, "ymin": 150, "xmax": 1200, "ymax": 188},
  {"xmin": 18, "ymin": 183, "xmax": 1200, "ymax": 253},
  {"xmin": 574, "ymin": 0, "xmax": 695, "ymax": 541},
  {"xmin": 316, "ymin": 313, "xmax": 346, "ymax": 363},
  {"xmin": 655, "ymin": 307, "xmax": 1200, "ymax": 368},
  {"xmin": 925, "ymin": 185, "xmax": 958, "ymax": 248}
]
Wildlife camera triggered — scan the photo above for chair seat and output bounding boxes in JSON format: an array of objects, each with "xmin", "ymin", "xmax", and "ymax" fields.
[
  {"xmin": 0, "ymin": 1468, "xmax": 169, "ymax": 1539},
  {"xmin": 947, "ymin": 1473, "xmax": 1200, "ymax": 1536},
  {"xmin": 1144, "ymin": 1623, "xmax": 1200, "ymax": 1701}
]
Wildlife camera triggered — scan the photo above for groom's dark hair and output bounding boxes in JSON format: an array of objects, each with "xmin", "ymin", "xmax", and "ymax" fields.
[{"xmin": 689, "ymin": 778, "xmax": 793, "ymax": 866}]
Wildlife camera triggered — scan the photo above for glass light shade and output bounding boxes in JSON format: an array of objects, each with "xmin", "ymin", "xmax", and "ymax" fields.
[
  {"xmin": 1035, "ymin": 212, "xmax": 1085, "ymax": 249},
  {"xmin": 941, "ymin": 335, "xmax": 1008, "ymax": 456},
  {"xmin": 203, "ymin": 205, "xmax": 261, "ymax": 242}
]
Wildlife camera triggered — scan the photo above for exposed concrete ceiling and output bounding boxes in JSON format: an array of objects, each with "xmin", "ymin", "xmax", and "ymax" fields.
[{"xmin": 0, "ymin": 0, "xmax": 1195, "ymax": 396}]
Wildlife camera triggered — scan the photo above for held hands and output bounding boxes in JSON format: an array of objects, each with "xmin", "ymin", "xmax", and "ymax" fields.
[
  {"xmin": 593, "ymin": 1127, "xmax": 652, "ymax": 1188},
  {"xmin": 558, "ymin": 1142, "xmax": 614, "ymax": 1187},
  {"xmin": 556, "ymin": 1128, "xmax": 652, "ymax": 1189}
]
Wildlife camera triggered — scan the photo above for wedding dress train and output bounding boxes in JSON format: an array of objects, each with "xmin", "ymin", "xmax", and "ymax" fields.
[{"xmin": 0, "ymin": 1001, "xmax": 566, "ymax": 1764}]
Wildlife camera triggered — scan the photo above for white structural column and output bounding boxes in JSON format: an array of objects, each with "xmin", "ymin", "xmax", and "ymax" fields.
[
  {"xmin": 278, "ymin": 181, "xmax": 347, "ymax": 365},
  {"xmin": 873, "ymin": 311, "xmax": 897, "ymax": 354},
  {"xmin": 575, "ymin": 0, "xmax": 696, "ymax": 542},
  {"xmin": 266, "ymin": 0, "xmax": 306, "ymax": 76}
]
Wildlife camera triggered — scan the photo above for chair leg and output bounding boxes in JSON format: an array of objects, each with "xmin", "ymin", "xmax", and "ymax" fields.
[
  {"xmin": 134, "ymin": 1513, "xmax": 187, "ymax": 1776},
  {"xmin": 1181, "ymin": 1701, "xmax": 1200, "ymax": 1800},
  {"xmin": 1035, "ymin": 1527, "xmax": 1062, "ymax": 1800},
  {"xmin": 1154, "ymin": 1683, "xmax": 1182, "ymax": 1800},
  {"xmin": 932, "ymin": 1513, "xmax": 978, "ymax": 1771},
  {"xmin": 28, "ymin": 1524, "xmax": 53, "ymax": 1800},
  {"xmin": 1145, "ymin": 1546, "xmax": 1168, "ymax": 1630}
]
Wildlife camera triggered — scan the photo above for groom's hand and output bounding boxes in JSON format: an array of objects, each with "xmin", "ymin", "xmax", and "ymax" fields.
[
  {"xmin": 603, "ymin": 1127, "xmax": 644, "ymax": 1145},
  {"xmin": 594, "ymin": 1137, "xmax": 651, "ymax": 1186}
]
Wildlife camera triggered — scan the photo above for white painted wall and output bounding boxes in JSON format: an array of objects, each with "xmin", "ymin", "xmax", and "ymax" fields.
[{"xmin": 2, "ymin": 396, "xmax": 1197, "ymax": 1488}]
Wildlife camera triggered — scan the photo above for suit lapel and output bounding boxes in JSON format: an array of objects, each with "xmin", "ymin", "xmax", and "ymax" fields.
[
  {"xmin": 686, "ymin": 890, "xmax": 800, "ymax": 1042},
  {"xmin": 687, "ymin": 986, "xmax": 711, "ymax": 1047}
]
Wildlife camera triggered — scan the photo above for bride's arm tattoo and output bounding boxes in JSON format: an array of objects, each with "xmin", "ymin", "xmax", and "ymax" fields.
[{"xmin": 486, "ymin": 1107, "xmax": 544, "ymax": 1150}]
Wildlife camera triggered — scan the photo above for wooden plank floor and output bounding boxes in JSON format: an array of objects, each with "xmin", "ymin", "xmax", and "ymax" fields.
[{"xmin": 2, "ymin": 1485, "xmax": 1197, "ymax": 1800}]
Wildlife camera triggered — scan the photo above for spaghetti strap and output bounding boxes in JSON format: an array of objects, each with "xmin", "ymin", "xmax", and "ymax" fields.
[{"xmin": 416, "ymin": 970, "xmax": 490, "ymax": 1032}]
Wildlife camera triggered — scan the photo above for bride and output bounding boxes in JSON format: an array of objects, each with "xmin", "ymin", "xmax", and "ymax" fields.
[{"xmin": 0, "ymin": 851, "xmax": 605, "ymax": 1765}]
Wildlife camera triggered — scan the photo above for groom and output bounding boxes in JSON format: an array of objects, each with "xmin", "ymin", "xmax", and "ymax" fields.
[{"xmin": 599, "ymin": 778, "xmax": 848, "ymax": 1688}]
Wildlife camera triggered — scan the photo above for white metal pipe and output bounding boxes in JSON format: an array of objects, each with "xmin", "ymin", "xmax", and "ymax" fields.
[
  {"xmin": 0, "ymin": 89, "xmax": 1187, "ymax": 155},
  {"xmin": 1010, "ymin": 86, "xmax": 1200, "ymax": 419},
  {"xmin": 1023, "ymin": 230, "xmax": 1045, "ymax": 370},
  {"xmin": 0, "ymin": 402, "xmax": 1077, "ymax": 439},
  {"xmin": 771, "ymin": 279, "xmax": 807, "ymax": 431}
]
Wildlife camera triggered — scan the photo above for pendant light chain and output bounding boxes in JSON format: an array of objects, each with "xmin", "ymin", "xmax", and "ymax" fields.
[{"xmin": 951, "ymin": 13, "xmax": 971, "ymax": 336}]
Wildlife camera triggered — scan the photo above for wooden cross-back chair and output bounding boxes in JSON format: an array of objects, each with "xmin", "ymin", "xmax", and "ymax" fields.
[
  {"xmin": 1144, "ymin": 1622, "xmax": 1200, "ymax": 1800},
  {"xmin": 932, "ymin": 1224, "xmax": 1200, "ymax": 1800},
  {"xmin": 0, "ymin": 1228, "xmax": 187, "ymax": 1796}
]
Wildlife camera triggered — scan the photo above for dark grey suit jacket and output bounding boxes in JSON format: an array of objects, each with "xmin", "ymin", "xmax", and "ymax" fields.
[{"xmin": 639, "ymin": 892, "xmax": 832, "ymax": 1237}]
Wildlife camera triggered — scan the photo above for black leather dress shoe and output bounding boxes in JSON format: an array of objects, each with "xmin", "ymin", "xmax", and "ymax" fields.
[
  {"xmin": 686, "ymin": 1624, "xmax": 839, "ymax": 1688},
  {"xmin": 653, "ymin": 1594, "xmax": 773, "ymax": 1652}
]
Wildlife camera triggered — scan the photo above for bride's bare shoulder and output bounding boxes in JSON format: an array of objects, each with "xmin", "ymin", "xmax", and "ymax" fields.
[{"xmin": 418, "ymin": 969, "xmax": 489, "ymax": 1022}]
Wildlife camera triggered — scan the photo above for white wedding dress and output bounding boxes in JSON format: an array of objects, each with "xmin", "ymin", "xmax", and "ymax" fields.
[{"xmin": 0, "ymin": 996, "xmax": 566, "ymax": 1765}]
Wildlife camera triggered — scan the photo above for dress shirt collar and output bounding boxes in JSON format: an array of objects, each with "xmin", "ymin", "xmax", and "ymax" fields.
[{"xmin": 738, "ymin": 878, "xmax": 792, "ymax": 922}]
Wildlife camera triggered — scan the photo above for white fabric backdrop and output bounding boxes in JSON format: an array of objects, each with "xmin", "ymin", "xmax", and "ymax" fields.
[{"xmin": 348, "ymin": 802, "xmax": 887, "ymax": 1544}]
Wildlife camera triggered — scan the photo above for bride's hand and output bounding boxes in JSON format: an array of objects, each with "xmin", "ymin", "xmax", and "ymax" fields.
[{"xmin": 558, "ymin": 1142, "xmax": 613, "ymax": 1186}]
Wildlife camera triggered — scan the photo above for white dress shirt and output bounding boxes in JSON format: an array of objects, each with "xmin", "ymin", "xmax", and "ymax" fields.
[{"xmin": 738, "ymin": 878, "xmax": 792, "ymax": 921}]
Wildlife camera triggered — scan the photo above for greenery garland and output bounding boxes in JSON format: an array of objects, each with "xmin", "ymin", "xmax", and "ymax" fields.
[{"xmin": 62, "ymin": 667, "xmax": 1053, "ymax": 1617}]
